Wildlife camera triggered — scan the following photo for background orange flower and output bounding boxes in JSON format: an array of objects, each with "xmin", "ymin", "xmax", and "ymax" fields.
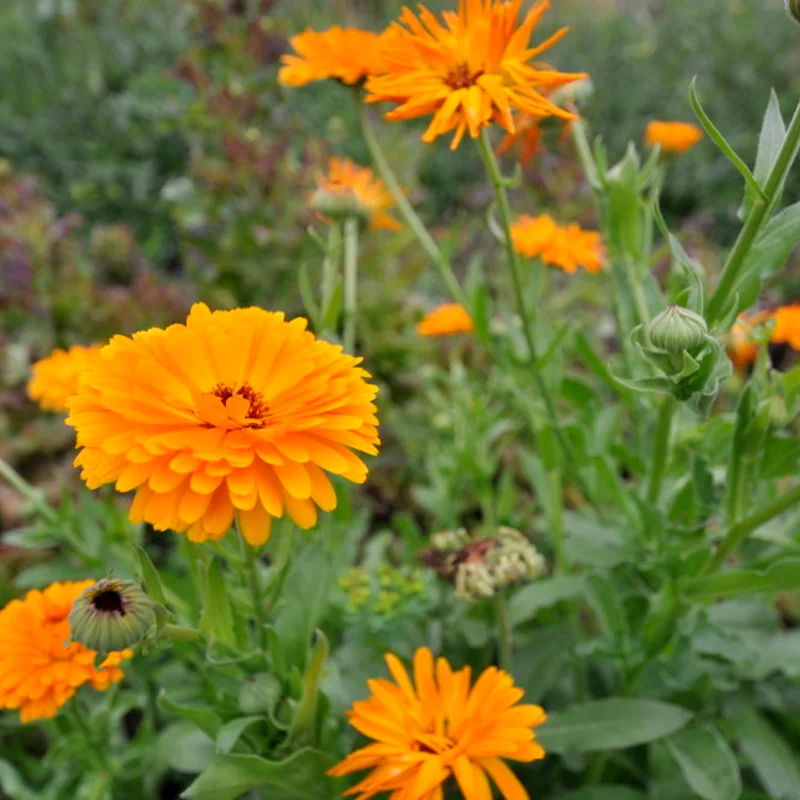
[
  {"xmin": 512, "ymin": 214, "xmax": 605, "ymax": 273},
  {"xmin": 645, "ymin": 121, "xmax": 704, "ymax": 153},
  {"xmin": 417, "ymin": 303, "xmax": 474, "ymax": 337},
  {"xmin": 27, "ymin": 344, "xmax": 104, "ymax": 413}
]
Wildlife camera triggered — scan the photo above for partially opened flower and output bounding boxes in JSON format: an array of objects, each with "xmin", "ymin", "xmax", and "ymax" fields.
[
  {"xmin": 417, "ymin": 303, "xmax": 474, "ymax": 337},
  {"xmin": 312, "ymin": 158, "xmax": 400, "ymax": 231},
  {"xmin": 27, "ymin": 344, "xmax": 103, "ymax": 413},
  {"xmin": 645, "ymin": 121, "xmax": 704, "ymax": 154},
  {"xmin": 512, "ymin": 214, "xmax": 606, "ymax": 273},
  {"xmin": 0, "ymin": 581, "xmax": 132, "ymax": 723},
  {"xmin": 279, "ymin": 27, "xmax": 391, "ymax": 87},
  {"xmin": 366, "ymin": 0, "xmax": 586, "ymax": 149},
  {"xmin": 67, "ymin": 303, "xmax": 380, "ymax": 545},
  {"xmin": 329, "ymin": 646, "xmax": 546, "ymax": 798}
]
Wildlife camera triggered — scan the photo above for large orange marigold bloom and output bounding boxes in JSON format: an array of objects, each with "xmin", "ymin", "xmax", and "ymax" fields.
[
  {"xmin": 417, "ymin": 303, "xmax": 474, "ymax": 337},
  {"xmin": 366, "ymin": 0, "xmax": 586, "ymax": 150},
  {"xmin": 512, "ymin": 214, "xmax": 606, "ymax": 273},
  {"xmin": 329, "ymin": 646, "xmax": 546, "ymax": 799},
  {"xmin": 27, "ymin": 344, "xmax": 103, "ymax": 413},
  {"xmin": 67, "ymin": 303, "xmax": 380, "ymax": 546},
  {"xmin": 279, "ymin": 27, "xmax": 390, "ymax": 87},
  {"xmin": 645, "ymin": 121, "xmax": 704, "ymax": 154},
  {"xmin": 313, "ymin": 158, "xmax": 401, "ymax": 231},
  {"xmin": 0, "ymin": 581, "xmax": 131, "ymax": 723}
]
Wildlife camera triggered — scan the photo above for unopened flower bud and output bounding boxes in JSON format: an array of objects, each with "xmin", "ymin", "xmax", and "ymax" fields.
[
  {"xmin": 646, "ymin": 305, "xmax": 708, "ymax": 354},
  {"xmin": 69, "ymin": 578, "xmax": 155, "ymax": 653},
  {"xmin": 786, "ymin": 0, "xmax": 800, "ymax": 25},
  {"xmin": 310, "ymin": 187, "xmax": 370, "ymax": 225}
]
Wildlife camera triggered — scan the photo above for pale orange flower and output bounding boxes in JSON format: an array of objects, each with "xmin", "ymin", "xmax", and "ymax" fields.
[
  {"xmin": 0, "ymin": 581, "xmax": 131, "ymax": 723},
  {"xmin": 496, "ymin": 113, "xmax": 543, "ymax": 165},
  {"xmin": 313, "ymin": 158, "xmax": 401, "ymax": 231},
  {"xmin": 366, "ymin": 0, "xmax": 586, "ymax": 150},
  {"xmin": 645, "ymin": 121, "xmax": 704, "ymax": 154},
  {"xmin": 27, "ymin": 344, "xmax": 104, "ymax": 413},
  {"xmin": 67, "ymin": 304, "xmax": 380, "ymax": 546},
  {"xmin": 279, "ymin": 27, "xmax": 391, "ymax": 87},
  {"xmin": 512, "ymin": 214, "xmax": 606, "ymax": 273},
  {"xmin": 329, "ymin": 646, "xmax": 546, "ymax": 799},
  {"xmin": 417, "ymin": 303, "xmax": 474, "ymax": 337}
]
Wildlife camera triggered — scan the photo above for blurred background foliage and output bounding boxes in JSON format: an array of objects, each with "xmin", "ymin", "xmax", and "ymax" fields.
[{"xmin": 1, "ymin": 0, "xmax": 800, "ymax": 531}]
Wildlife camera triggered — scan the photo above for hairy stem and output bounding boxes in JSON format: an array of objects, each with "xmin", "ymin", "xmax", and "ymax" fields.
[
  {"xmin": 343, "ymin": 217, "xmax": 359, "ymax": 353},
  {"xmin": 646, "ymin": 395, "xmax": 676, "ymax": 506}
]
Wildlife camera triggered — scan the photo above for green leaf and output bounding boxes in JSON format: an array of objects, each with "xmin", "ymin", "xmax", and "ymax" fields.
[
  {"xmin": 690, "ymin": 77, "xmax": 765, "ymax": 202},
  {"xmin": 158, "ymin": 722, "xmax": 215, "ymax": 775},
  {"xmin": 664, "ymin": 722, "xmax": 742, "ymax": 800},
  {"xmin": 181, "ymin": 748, "xmax": 335, "ymax": 800},
  {"xmin": 509, "ymin": 576, "xmax": 584, "ymax": 627},
  {"xmin": 726, "ymin": 699, "xmax": 800, "ymax": 800},
  {"xmin": 287, "ymin": 630, "xmax": 329, "ymax": 747},
  {"xmin": 538, "ymin": 699, "xmax": 692, "ymax": 753},
  {"xmin": 753, "ymin": 631, "xmax": 800, "ymax": 680},
  {"xmin": 216, "ymin": 716, "xmax": 263, "ymax": 755},
  {"xmin": 681, "ymin": 558, "xmax": 800, "ymax": 601},
  {"xmin": 738, "ymin": 202, "xmax": 800, "ymax": 308},
  {"xmin": 198, "ymin": 558, "xmax": 236, "ymax": 647},
  {"xmin": 134, "ymin": 544, "xmax": 167, "ymax": 605},
  {"xmin": 159, "ymin": 690, "xmax": 224, "ymax": 739},
  {"xmin": 297, "ymin": 262, "xmax": 320, "ymax": 330},
  {"xmin": 555, "ymin": 788, "xmax": 648, "ymax": 800},
  {"xmin": 741, "ymin": 91, "xmax": 787, "ymax": 219},
  {"xmin": 585, "ymin": 572, "xmax": 629, "ymax": 644}
]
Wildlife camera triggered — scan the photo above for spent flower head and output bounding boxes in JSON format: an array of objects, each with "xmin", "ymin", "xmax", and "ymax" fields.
[{"xmin": 69, "ymin": 578, "xmax": 156, "ymax": 653}]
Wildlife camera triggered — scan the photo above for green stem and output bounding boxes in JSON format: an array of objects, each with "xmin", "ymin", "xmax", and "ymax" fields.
[
  {"xmin": 702, "ymin": 483, "xmax": 800, "ymax": 574},
  {"xmin": 241, "ymin": 532, "xmax": 268, "ymax": 650},
  {"xmin": 707, "ymin": 100, "xmax": 800, "ymax": 326},
  {"xmin": 0, "ymin": 455, "xmax": 57, "ymax": 522},
  {"xmin": 161, "ymin": 624, "xmax": 202, "ymax": 643},
  {"xmin": 64, "ymin": 700, "xmax": 112, "ymax": 775},
  {"xmin": 646, "ymin": 395, "xmax": 676, "ymax": 506},
  {"xmin": 343, "ymin": 217, "xmax": 359, "ymax": 353},
  {"xmin": 476, "ymin": 129, "xmax": 578, "ymax": 471},
  {"xmin": 493, "ymin": 593, "xmax": 513, "ymax": 671},
  {"xmin": 320, "ymin": 223, "xmax": 341, "ymax": 336},
  {"xmin": 358, "ymin": 103, "xmax": 468, "ymax": 308}
]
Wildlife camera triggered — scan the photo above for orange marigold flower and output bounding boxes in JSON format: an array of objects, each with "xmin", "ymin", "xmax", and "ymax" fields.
[
  {"xmin": 312, "ymin": 158, "xmax": 401, "ymax": 231},
  {"xmin": 67, "ymin": 303, "xmax": 380, "ymax": 546},
  {"xmin": 279, "ymin": 26, "xmax": 390, "ymax": 87},
  {"xmin": 417, "ymin": 303, "xmax": 474, "ymax": 337},
  {"xmin": 366, "ymin": 0, "xmax": 587, "ymax": 150},
  {"xmin": 512, "ymin": 214, "xmax": 606, "ymax": 273},
  {"xmin": 727, "ymin": 312, "xmax": 771, "ymax": 372},
  {"xmin": 0, "ymin": 581, "xmax": 131, "ymax": 723},
  {"xmin": 645, "ymin": 121, "xmax": 704, "ymax": 154},
  {"xmin": 770, "ymin": 304, "xmax": 800, "ymax": 350},
  {"xmin": 27, "ymin": 344, "xmax": 104, "ymax": 413},
  {"xmin": 329, "ymin": 646, "xmax": 546, "ymax": 799}
]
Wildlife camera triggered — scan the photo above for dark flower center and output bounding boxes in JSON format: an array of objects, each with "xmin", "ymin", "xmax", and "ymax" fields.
[
  {"xmin": 92, "ymin": 589, "xmax": 125, "ymax": 615},
  {"xmin": 212, "ymin": 382, "xmax": 270, "ymax": 427},
  {"xmin": 446, "ymin": 63, "xmax": 484, "ymax": 89}
]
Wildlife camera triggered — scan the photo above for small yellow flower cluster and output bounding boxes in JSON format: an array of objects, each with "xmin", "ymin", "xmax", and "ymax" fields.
[{"xmin": 338, "ymin": 565, "xmax": 427, "ymax": 615}]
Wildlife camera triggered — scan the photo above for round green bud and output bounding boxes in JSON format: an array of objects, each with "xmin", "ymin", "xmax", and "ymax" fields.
[
  {"xmin": 69, "ymin": 578, "xmax": 156, "ymax": 653},
  {"xmin": 646, "ymin": 304, "xmax": 708, "ymax": 354},
  {"xmin": 310, "ymin": 187, "xmax": 370, "ymax": 225},
  {"xmin": 786, "ymin": 0, "xmax": 800, "ymax": 25}
]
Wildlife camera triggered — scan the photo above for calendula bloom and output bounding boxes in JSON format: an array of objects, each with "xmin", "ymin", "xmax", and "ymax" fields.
[
  {"xmin": 279, "ymin": 27, "xmax": 390, "ymax": 87},
  {"xmin": 366, "ymin": 0, "xmax": 586, "ymax": 150},
  {"xmin": 27, "ymin": 344, "xmax": 103, "ymax": 413},
  {"xmin": 496, "ymin": 113, "xmax": 543, "ymax": 165},
  {"xmin": 67, "ymin": 303, "xmax": 380, "ymax": 545},
  {"xmin": 512, "ymin": 214, "xmax": 606, "ymax": 273},
  {"xmin": 417, "ymin": 303, "xmax": 474, "ymax": 337},
  {"xmin": 0, "ymin": 581, "xmax": 131, "ymax": 723},
  {"xmin": 728, "ymin": 313, "xmax": 768, "ymax": 372},
  {"xmin": 645, "ymin": 121, "xmax": 704, "ymax": 154},
  {"xmin": 770, "ymin": 304, "xmax": 800, "ymax": 350},
  {"xmin": 312, "ymin": 158, "xmax": 401, "ymax": 231},
  {"xmin": 329, "ymin": 646, "xmax": 546, "ymax": 799}
]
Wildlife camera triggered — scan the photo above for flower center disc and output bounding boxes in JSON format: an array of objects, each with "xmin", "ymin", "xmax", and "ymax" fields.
[
  {"xmin": 92, "ymin": 589, "xmax": 125, "ymax": 615},
  {"xmin": 446, "ymin": 63, "xmax": 483, "ymax": 89}
]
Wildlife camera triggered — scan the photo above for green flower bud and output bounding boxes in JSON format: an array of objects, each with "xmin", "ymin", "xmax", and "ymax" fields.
[
  {"xmin": 69, "ymin": 578, "xmax": 155, "ymax": 653},
  {"xmin": 646, "ymin": 304, "xmax": 708, "ymax": 354},
  {"xmin": 310, "ymin": 187, "xmax": 371, "ymax": 225},
  {"xmin": 787, "ymin": 0, "xmax": 800, "ymax": 25}
]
